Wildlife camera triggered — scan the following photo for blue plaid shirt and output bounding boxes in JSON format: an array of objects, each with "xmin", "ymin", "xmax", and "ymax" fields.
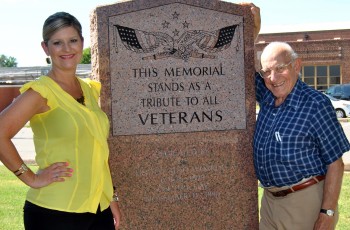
[{"xmin": 254, "ymin": 74, "xmax": 350, "ymax": 187}]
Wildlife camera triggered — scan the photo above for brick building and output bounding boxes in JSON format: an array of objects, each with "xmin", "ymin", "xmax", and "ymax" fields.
[{"xmin": 255, "ymin": 29, "xmax": 350, "ymax": 92}]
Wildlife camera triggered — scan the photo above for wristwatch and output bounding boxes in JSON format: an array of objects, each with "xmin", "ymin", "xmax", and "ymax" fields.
[{"xmin": 320, "ymin": 209, "xmax": 335, "ymax": 216}]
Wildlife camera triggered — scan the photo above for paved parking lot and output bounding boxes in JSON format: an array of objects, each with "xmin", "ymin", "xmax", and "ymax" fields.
[{"xmin": 3, "ymin": 123, "xmax": 350, "ymax": 171}]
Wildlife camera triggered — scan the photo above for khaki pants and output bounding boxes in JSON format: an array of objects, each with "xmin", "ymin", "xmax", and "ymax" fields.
[{"xmin": 259, "ymin": 181, "xmax": 338, "ymax": 230}]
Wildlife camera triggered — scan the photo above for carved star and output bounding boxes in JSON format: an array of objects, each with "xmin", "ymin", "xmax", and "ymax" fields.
[
  {"xmin": 183, "ymin": 21, "xmax": 190, "ymax": 29},
  {"xmin": 162, "ymin": 21, "xmax": 170, "ymax": 28},
  {"xmin": 172, "ymin": 11, "xmax": 180, "ymax": 20},
  {"xmin": 173, "ymin": 29, "xmax": 179, "ymax": 37}
]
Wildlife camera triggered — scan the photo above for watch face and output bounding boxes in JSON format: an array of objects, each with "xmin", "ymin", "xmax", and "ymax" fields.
[
  {"xmin": 321, "ymin": 209, "xmax": 335, "ymax": 216},
  {"xmin": 327, "ymin": 210, "xmax": 335, "ymax": 216}
]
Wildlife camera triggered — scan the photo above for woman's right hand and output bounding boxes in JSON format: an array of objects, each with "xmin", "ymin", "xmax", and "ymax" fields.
[{"xmin": 29, "ymin": 162, "xmax": 73, "ymax": 188}]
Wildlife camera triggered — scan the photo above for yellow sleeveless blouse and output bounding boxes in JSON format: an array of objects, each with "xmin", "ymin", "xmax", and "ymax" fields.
[{"xmin": 20, "ymin": 76, "xmax": 113, "ymax": 213}]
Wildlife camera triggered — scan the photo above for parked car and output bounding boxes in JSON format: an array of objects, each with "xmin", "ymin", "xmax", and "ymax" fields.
[
  {"xmin": 324, "ymin": 84, "xmax": 350, "ymax": 101},
  {"xmin": 325, "ymin": 94, "xmax": 350, "ymax": 118}
]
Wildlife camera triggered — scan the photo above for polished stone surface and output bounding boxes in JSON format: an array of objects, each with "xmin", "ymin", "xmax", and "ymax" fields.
[{"xmin": 91, "ymin": 0, "xmax": 258, "ymax": 228}]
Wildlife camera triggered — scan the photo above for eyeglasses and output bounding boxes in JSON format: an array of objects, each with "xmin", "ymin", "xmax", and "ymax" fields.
[{"xmin": 259, "ymin": 61, "xmax": 293, "ymax": 79}]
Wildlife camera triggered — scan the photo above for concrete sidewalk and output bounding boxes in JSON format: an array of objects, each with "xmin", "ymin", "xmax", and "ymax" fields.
[
  {"xmin": 3, "ymin": 125, "xmax": 350, "ymax": 171},
  {"xmin": 11, "ymin": 127, "xmax": 36, "ymax": 164}
]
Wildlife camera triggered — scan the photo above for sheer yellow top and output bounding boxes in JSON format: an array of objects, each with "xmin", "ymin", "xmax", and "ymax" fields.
[{"xmin": 20, "ymin": 76, "xmax": 113, "ymax": 213}]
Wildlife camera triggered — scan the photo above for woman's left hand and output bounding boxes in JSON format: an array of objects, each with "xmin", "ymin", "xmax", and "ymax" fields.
[{"xmin": 110, "ymin": 201, "xmax": 121, "ymax": 229}]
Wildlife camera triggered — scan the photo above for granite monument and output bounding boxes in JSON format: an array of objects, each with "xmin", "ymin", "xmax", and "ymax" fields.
[{"xmin": 91, "ymin": 0, "xmax": 258, "ymax": 228}]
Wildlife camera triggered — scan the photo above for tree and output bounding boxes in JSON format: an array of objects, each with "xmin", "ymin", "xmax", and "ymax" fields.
[
  {"xmin": 0, "ymin": 54, "xmax": 18, "ymax": 67},
  {"xmin": 80, "ymin": 47, "xmax": 91, "ymax": 64}
]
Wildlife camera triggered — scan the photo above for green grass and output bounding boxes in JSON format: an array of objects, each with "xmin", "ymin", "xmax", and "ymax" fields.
[
  {"xmin": 0, "ymin": 166, "xmax": 349, "ymax": 229},
  {"xmin": 0, "ymin": 165, "xmax": 33, "ymax": 230},
  {"xmin": 337, "ymin": 173, "xmax": 350, "ymax": 229}
]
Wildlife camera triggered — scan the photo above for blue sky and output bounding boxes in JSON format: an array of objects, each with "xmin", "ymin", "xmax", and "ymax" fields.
[{"xmin": 0, "ymin": 0, "xmax": 349, "ymax": 67}]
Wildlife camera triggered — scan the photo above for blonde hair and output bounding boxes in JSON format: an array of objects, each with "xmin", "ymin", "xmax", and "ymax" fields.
[{"xmin": 42, "ymin": 12, "xmax": 83, "ymax": 44}]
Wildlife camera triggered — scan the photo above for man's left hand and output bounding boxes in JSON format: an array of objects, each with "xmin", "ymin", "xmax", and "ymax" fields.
[{"xmin": 314, "ymin": 213, "xmax": 335, "ymax": 230}]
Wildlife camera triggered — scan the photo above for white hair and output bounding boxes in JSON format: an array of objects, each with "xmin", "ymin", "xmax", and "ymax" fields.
[{"xmin": 261, "ymin": 41, "xmax": 298, "ymax": 62}]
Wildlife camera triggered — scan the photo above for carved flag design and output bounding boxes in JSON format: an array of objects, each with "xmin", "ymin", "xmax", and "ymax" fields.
[
  {"xmin": 115, "ymin": 24, "xmax": 238, "ymax": 60},
  {"xmin": 116, "ymin": 25, "xmax": 173, "ymax": 53},
  {"xmin": 214, "ymin": 25, "xmax": 237, "ymax": 48}
]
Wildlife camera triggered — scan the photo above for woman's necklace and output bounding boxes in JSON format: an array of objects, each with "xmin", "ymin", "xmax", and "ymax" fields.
[
  {"xmin": 76, "ymin": 95, "xmax": 85, "ymax": 105},
  {"xmin": 75, "ymin": 77, "xmax": 85, "ymax": 106},
  {"xmin": 48, "ymin": 72, "xmax": 85, "ymax": 106}
]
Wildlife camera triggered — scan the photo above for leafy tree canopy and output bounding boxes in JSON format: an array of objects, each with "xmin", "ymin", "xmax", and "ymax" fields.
[
  {"xmin": 80, "ymin": 47, "xmax": 91, "ymax": 64},
  {"xmin": 0, "ymin": 54, "xmax": 18, "ymax": 67}
]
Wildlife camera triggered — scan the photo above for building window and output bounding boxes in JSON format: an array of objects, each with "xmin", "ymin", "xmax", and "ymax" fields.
[{"xmin": 301, "ymin": 65, "xmax": 341, "ymax": 91}]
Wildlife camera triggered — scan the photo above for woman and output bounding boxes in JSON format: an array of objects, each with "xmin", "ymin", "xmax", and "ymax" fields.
[{"xmin": 0, "ymin": 12, "xmax": 121, "ymax": 229}]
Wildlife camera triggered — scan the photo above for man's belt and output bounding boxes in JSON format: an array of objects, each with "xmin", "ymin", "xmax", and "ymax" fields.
[{"xmin": 269, "ymin": 175, "xmax": 326, "ymax": 197}]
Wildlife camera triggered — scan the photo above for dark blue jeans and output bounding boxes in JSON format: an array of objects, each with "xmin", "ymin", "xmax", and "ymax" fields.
[{"xmin": 23, "ymin": 200, "xmax": 114, "ymax": 230}]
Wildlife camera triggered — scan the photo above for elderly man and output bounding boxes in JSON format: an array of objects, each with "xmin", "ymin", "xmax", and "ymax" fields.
[{"xmin": 255, "ymin": 41, "xmax": 350, "ymax": 229}]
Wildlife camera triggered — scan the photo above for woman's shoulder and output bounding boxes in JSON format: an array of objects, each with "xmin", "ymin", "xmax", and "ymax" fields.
[
  {"xmin": 81, "ymin": 78, "xmax": 101, "ymax": 91},
  {"xmin": 20, "ymin": 76, "xmax": 52, "ymax": 96},
  {"xmin": 80, "ymin": 78, "xmax": 101, "ymax": 98},
  {"xmin": 20, "ymin": 76, "xmax": 58, "ymax": 109}
]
